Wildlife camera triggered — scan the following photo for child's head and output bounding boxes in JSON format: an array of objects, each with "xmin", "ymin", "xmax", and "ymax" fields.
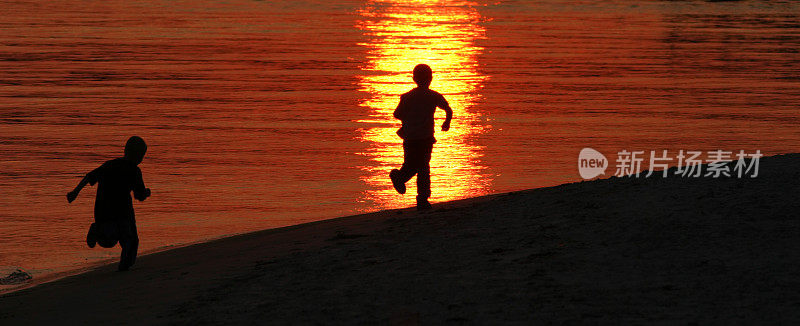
[
  {"xmin": 124, "ymin": 136, "xmax": 147, "ymax": 165},
  {"xmin": 413, "ymin": 64, "xmax": 433, "ymax": 88}
]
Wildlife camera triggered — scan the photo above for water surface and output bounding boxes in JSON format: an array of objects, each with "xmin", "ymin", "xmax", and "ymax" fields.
[{"xmin": 1, "ymin": 0, "xmax": 799, "ymax": 282}]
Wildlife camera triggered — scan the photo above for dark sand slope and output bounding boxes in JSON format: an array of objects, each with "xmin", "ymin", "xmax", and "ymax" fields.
[{"xmin": 2, "ymin": 154, "xmax": 800, "ymax": 324}]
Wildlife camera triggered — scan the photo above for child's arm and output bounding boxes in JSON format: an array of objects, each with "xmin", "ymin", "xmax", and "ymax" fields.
[
  {"xmin": 439, "ymin": 98, "xmax": 453, "ymax": 132},
  {"xmin": 393, "ymin": 96, "xmax": 406, "ymax": 121},
  {"xmin": 132, "ymin": 168, "xmax": 150, "ymax": 202},
  {"xmin": 133, "ymin": 188, "xmax": 151, "ymax": 201},
  {"xmin": 67, "ymin": 174, "xmax": 92, "ymax": 203}
]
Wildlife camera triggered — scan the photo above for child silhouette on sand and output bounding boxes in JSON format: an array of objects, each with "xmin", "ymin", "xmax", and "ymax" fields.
[
  {"xmin": 67, "ymin": 136, "xmax": 150, "ymax": 271},
  {"xmin": 390, "ymin": 64, "xmax": 453, "ymax": 210}
]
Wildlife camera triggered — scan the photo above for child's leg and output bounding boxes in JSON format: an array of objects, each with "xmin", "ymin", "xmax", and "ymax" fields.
[
  {"xmin": 416, "ymin": 162, "xmax": 431, "ymax": 201},
  {"xmin": 415, "ymin": 142, "xmax": 433, "ymax": 206},
  {"xmin": 96, "ymin": 222, "xmax": 119, "ymax": 248},
  {"xmin": 86, "ymin": 223, "xmax": 97, "ymax": 248},
  {"xmin": 396, "ymin": 141, "xmax": 420, "ymax": 183},
  {"xmin": 118, "ymin": 219, "xmax": 139, "ymax": 271}
]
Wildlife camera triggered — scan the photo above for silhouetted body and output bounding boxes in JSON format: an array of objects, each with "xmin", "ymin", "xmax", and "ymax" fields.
[
  {"xmin": 68, "ymin": 136, "xmax": 150, "ymax": 271},
  {"xmin": 394, "ymin": 87, "xmax": 449, "ymax": 141},
  {"xmin": 390, "ymin": 64, "xmax": 452, "ymax": 210}
]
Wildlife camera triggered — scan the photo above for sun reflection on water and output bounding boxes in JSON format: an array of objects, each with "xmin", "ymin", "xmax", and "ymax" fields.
[{"xmin": 355, "ymin": 0, "xmax": 491, "ymax": 208}]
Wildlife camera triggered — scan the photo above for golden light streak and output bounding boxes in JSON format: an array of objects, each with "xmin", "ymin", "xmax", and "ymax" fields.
[{"xmin": 355, "ymin": 0, "xmax": 490, "ymax": 208}]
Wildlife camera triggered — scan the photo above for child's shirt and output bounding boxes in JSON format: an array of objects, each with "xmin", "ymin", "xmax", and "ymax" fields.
[
  {"xmin": 394, "ymin": 87, "xmax": 449, "ymax": 141},
  {"xmin": 86, "ymin": 158, "xmax": 147, "ymax": 223}
]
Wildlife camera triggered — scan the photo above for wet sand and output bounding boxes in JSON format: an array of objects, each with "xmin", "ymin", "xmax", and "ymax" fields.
[{"xmin": 2, "ymin": 154, "xmax": 800, "ymax": 324}]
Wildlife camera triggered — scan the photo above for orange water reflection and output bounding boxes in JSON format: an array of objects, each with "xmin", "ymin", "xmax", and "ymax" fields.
[{"xmin": 355, "ymin": 0, "xmax": 490, "ymax": 208}]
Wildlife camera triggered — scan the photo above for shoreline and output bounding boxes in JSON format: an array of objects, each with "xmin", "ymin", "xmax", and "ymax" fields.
[
  {"xmin": 2, "ymin": 153, "xmax": 799, "ymax": 324},
  {"xmin": 0, "ymin": 193, "xmax": 506, "ymax": 296},
  {"xmin": 0, "ymin": 235, "xmax": 234, "ymax": 295}
]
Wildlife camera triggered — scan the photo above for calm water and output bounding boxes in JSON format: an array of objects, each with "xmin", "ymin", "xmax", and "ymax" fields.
[{"xmin": 1, "ymin": 0, "xmax": 799, "ymax": 282}]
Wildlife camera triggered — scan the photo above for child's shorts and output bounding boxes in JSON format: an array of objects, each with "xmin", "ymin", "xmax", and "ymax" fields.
[{"xmin": 88, "ymin": 222, "xmax": 119, "ymax": 248}]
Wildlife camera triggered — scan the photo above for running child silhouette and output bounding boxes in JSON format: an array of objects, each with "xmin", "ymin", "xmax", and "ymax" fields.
[
  {"xmin": 67, "ymin": 136, "xmax": 150, "ymax": 271},
  {"xmin": 390, "ymin": 64, "xmax": 453, "ymax": 210}
]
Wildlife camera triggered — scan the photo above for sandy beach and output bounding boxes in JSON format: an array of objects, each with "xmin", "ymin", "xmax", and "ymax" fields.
[{"xmin": 2, "ymin": 153, "xmax": 799, "ymax": 324}]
